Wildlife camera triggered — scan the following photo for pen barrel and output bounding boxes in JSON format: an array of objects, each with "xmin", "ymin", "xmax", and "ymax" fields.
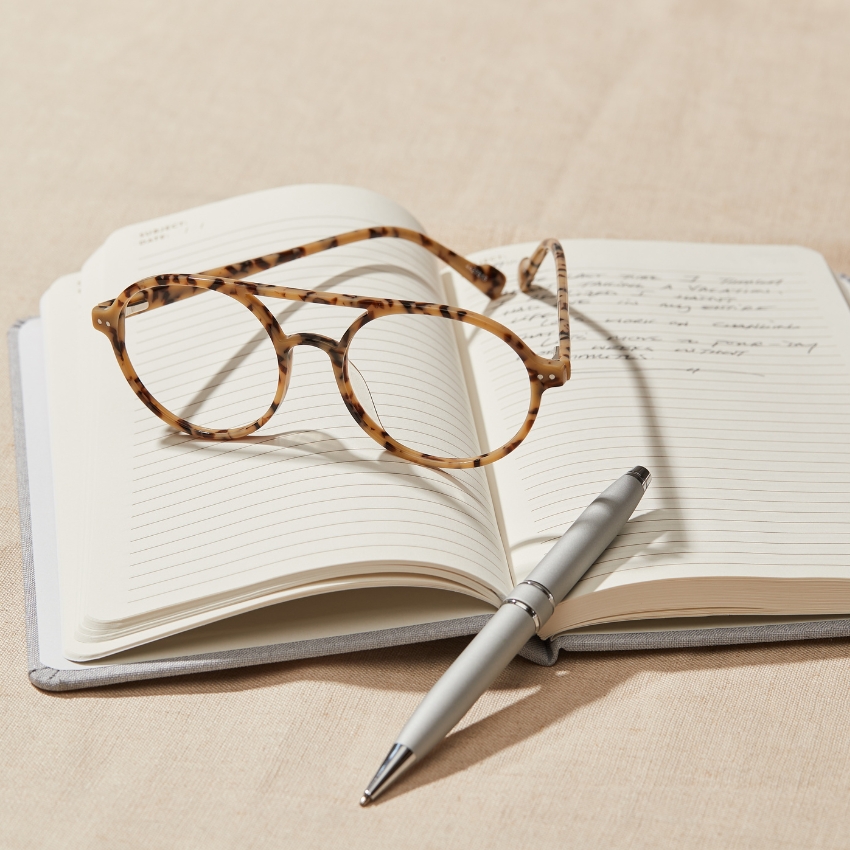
[
  {"xmin": 526, "ymin": 471, "xmax": 648, "ymax": 604},
  {"xmin": 364, "ymin": 468, "xmax": 651, "ymax": 803},
  {"xmin": 397, "ymin": 603, "xmax": 537, "ymax": 758}
]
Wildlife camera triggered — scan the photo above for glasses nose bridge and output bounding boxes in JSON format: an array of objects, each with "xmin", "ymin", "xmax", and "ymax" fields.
[{"xmin": 285, "ymin": 332, "xmax": 345, "ymax": 368}]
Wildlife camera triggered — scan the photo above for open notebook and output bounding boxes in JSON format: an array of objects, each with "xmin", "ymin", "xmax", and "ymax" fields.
[{"xmin": 12, "ymin": 184, "xmax": 850, "ymax": 690}]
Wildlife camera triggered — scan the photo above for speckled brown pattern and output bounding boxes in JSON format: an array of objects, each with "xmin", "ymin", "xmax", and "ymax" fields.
[
  {"xmin": 92, "ymin": 232, "xmax": 570, "ymax": 469},
  {"xmin": 519, "ymin": 238, "xmax": 570, "ymax": 364},
  {"xmin": 204, "ymin": 226, "xmax": 509, "ymax": 298}
]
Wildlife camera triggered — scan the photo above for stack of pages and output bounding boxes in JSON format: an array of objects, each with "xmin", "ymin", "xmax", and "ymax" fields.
[{"xmin": 12, "ymin": 184, "xmax": 850, "ymax": 690}]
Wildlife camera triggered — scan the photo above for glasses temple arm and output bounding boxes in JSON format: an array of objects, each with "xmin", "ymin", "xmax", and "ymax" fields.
[
  {"xmin": 518, "ymin": 238, "xmax": 570, "ymax": 374},
  {"xmin": 114, "ymin": 226, "xmax": 506, "ymax": 315},
  {"xmin": 200, "ymin": 226, "xmax": 507, "ymax": 299},
  {"xmin": 115, "ymin": 228, "xmax": 506, "ymax": 315}
]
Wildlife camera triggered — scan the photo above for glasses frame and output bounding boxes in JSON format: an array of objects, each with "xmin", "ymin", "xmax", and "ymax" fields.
[{"xmin": 92, "ymin": 227, "xmax": 570, "ymax": 470}]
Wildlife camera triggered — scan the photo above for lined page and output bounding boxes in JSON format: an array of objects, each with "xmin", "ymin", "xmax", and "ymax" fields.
[
  {"xmin": 451, "ymin": 240, "xmax": 850, "ymax": 626},
  {"xmin": 54, "ymin": 187, "xmax": 510, "ymax": 658}
]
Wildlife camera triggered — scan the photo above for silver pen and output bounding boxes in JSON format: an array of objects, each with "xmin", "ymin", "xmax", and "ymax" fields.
[{"xmin": 359, "ymin": 466, "xmax": 652, "ymax": 805}]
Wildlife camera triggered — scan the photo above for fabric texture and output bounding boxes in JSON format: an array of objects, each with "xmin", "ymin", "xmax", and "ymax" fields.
[{"xmin": 2, "ymin": 2, "xmax": 850, "ymax": 847}]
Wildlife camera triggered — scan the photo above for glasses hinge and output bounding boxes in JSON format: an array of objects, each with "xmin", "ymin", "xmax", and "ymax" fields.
[{"xmin": 125, "ymin": 300, "xmax": 149, "ymax": 316}]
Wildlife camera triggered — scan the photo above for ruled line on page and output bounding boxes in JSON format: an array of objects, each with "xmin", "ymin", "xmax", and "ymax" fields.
[
  {"xmin": 128, "ymin": 519, "xmax": 507, "ymax": 586},
  {"xmin": 129, "ymin": 493, "xmax": 506, "ymax": 551},
  {"xmin": 127, "ymin": 537, "xmax": 504, "ymax": 602}
]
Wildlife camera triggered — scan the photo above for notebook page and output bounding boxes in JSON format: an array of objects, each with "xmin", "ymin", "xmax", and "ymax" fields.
[
  {"xmin": 450, "ymin": 240, "xmax": 850, "ymax": 628},
  {"xmin": 54, "ymin": 186, "xmax": 510, "ymax": 659},
  {"xmin": 40, "ymin": 274, "xmax": 90, "ymax": 664}
]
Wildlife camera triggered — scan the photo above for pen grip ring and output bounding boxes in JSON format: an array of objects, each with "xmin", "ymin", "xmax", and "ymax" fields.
[
  {"xmin": 500, "ymin": 579, "xmax": 556, "ymax": 630},
  {"xmin": 519, "ymin": 579, "xmax": 554, "ymax": 605},
  {"xmin": 501, "ymin": 598, "xmax": 541, "ymax": 631}
]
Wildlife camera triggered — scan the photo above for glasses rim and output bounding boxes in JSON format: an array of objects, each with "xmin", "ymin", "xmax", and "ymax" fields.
[{"xmin": 92, "ymin": 229, "xmax": 570, "ymax": 469}]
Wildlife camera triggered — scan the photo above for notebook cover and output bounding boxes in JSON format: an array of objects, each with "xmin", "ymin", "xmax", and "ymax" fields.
[{"xmin": 11, "ymin": 296, "xmax": 850, "ymax": 691}]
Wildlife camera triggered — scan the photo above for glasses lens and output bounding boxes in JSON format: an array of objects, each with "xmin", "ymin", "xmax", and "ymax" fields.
[
  {"xmin": 124, "ymin": 286, "xmax": 280, "ymax": 432},
  {"xmin": 346, "ymin": 313, "xmax": 530, "ymax": 459}
]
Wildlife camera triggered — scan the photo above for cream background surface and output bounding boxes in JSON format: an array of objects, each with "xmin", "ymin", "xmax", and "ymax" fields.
[{"xmin": 2, "ymin": 2, "xmax": 850, "ymax": 848}]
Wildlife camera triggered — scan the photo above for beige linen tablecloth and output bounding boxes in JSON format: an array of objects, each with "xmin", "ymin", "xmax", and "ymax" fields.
[{"xmin": 2, "ymin": 3, "xmax": 850, "ymax": 847}]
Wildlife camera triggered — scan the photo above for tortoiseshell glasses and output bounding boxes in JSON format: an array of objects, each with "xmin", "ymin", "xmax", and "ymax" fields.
[{"xmin": 92, "ymin": 228, "xmax": 570, "ymax": 470}]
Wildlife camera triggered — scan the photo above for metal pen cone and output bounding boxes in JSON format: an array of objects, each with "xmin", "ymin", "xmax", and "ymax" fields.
[{"xmin": 359, "ymin": 744, "xmax": 416, "ymax": 806}]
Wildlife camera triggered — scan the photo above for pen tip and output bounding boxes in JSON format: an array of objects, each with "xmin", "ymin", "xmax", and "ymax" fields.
[{"xmin": 360, "ymin": 743, "xmax": 415, "ymax": 805}]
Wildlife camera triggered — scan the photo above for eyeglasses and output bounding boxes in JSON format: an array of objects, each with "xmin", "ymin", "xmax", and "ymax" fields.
[{"xmin": 92, "ymin": 228, "xmax": 570, "ymax": 469}]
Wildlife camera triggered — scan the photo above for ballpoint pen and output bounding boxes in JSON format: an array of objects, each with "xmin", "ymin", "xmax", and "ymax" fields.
[{"xmin": 359, "ymin": 466, "xmax": 651, "ymax": 805}]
